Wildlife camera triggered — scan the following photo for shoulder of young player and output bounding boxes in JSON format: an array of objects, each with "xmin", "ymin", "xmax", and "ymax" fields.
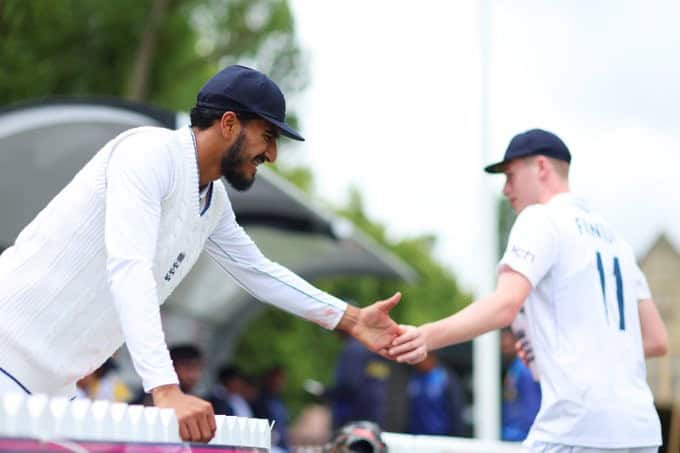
[
  {"xmin": 508, "ymin": 205, "xmax": 564, "ymax": 256},
  {"xmin": 514, "ymin": 203, "xmax": 558, "ymax": 231}
]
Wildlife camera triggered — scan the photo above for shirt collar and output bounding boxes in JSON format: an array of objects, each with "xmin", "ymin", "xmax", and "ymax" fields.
[{"xmin": 547, "ymin": 192, "xmax": 590, "ymax": 211}]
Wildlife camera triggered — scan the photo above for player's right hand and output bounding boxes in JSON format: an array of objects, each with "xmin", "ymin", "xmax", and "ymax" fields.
[
  {"xmin": 152, "ymin": 384, "xmax": 216, "ymax": 443},
  {"xmin": 515, "ymin": 338, "xmax": 535, "ymax": 368}
]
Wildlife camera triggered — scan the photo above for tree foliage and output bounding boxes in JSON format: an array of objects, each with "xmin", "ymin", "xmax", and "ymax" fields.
[
  {"xmin": 0, "ymin": 0, "xmax": 306, "ymax": 112},
  {"xmin": 497, "ymin": 197, "xmax": 516, "ymax": 260}
]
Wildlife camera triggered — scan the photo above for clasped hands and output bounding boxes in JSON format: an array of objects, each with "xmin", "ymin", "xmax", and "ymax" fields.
[{"xmin": 346, "ymin": 292, "xmax": 428, "ymax": 365}]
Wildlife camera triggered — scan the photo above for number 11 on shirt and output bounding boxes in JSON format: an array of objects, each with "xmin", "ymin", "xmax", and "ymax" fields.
[{"xmin": 595, "ymin": 251, "xmax": 625, "ymax": 331}]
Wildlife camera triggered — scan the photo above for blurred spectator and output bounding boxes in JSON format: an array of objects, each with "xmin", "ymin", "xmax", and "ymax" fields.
[
  {"xmin": 76, "ymin": 357, "xmax": 131, "ymax": 402},
  {"xmin": 501, "ymin": 327, "xmax": 541, "ymax": 441},
  {"xmin": 328, "ymin": 336, "xmax": 391, "ymax": 429},
  {"xmin": 382, "ymin": 361, "xmax": 411, "ymax": 433},
  {"xmin": 208, "ymin": 365, "xmax": 254, "ymax": 417},
  {"xmin": 241, "ymin": 373, "xmax": 260, "ymax": 407},
  {"xmin": 253, "ymin": 365, "xmax": 290, "ymax": 452},
  {"xmin": 170, "ymin": 344, "xmax": 205, "ymax": 394},
  {"xmin": 406, "ymin": 353, "xmax": 464, "ymax": 436},
  {"xmin": 130, "ymin": 343, "xmax": 204, "ymax": 405},
  {"xmin": 288, "ymin": 403, "xmax": 332, "ymax": 448}
]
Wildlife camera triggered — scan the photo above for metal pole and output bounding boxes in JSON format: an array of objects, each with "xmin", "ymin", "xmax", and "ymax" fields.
[{"xmin": 473, "ymin": 0, "xmax": 501, "ymax": 440}]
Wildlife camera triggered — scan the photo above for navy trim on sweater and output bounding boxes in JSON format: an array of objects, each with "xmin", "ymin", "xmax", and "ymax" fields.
[{"xmin": 0, "ymin": 366, "xmax": 32, "ymax": 394}]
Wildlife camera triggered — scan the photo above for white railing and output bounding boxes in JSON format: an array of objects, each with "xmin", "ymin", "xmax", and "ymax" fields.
[
  {"xmin": 0, "ymin": 392, "xmax": 271, "ymax": 450},
  {"xmin": 382, "ymin": 432, "xmax": 526, "ymax": 453},
  {"xmin": 1, "ymin": 393, "xmax": 530, "ymax": 452},
  {"xmin": 293, "ymin": 432, "xmax": 527, "ymax": 452}
]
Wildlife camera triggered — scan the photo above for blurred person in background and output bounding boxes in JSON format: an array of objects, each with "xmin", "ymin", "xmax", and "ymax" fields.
[
  {"xmin": 241, "ymin": 373, "xmax": 260, "ymax": 409},
  {"xmin": 169, "ymin": 344, "xmax": 204, "ymax": 395},
  {"xmin": 500, "ymin": 327, "xmax": 540, "ymax": 441},
  {"xmin": 288, "ymin": 402, "xmax": 333, "ymax": 448},
  {"xmin": 391, "ymin": 129, "xmax": 668, "ymax": 452},
  {"xmin": 0, "ymin": 64, "xmax": 404, "ymax": 443},
  {"xmin": 208, "ymin": 364, "xmax": 253, "ymax": 417},
  {"xmin": 327, "ymin": 335, "xmax": 391, "ymax": 430},
  {"xmin": 405, "ymin": 353, "xmax": 463, "ymax": 436},
  {"xmin": 254, "ymin": 365, "xmax": 290, "ymax": 452},
  {"xmin": 75, "ymin": 357, "xmax": 131, "ymax": 402},
  {"xmin": 130, "ymin": 344, "xmax": 204, "ymax": 406}
]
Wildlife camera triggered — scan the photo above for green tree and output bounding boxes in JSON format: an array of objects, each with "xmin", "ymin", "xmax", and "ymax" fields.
[
  {"xmin": 0, "ymin": 0, "xmax": 306, "ymax": 114},
  {"xmin": 497, "ymin": 196, "xmax": 515, "ymax": 259}
]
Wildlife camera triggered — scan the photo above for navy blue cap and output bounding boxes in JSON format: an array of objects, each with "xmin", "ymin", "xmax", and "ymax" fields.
[
  {"xmin": 484, "ymin": 129, "xmax": 571, "ymax": 173},
  {"xmin": 196, "ymin": 65, "xmax": 304, "ymax": 141}
]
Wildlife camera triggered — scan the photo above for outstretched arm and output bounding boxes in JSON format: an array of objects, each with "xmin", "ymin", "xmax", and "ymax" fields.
[
  {"xmin": 206, "ymin": 195, "xmax": 402, "ymax": 351},
  {"xmin": 205, "ymin": 203, "xmax": 348, "ymax": 329},
  {"xmin": 389, "ymin": 268, "xmax": 531, "ymax": 364}
]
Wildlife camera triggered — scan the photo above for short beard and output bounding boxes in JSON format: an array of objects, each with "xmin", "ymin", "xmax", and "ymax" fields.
[{"xmin": 221, "ymin": 131, "xmax": 254, "ymax": 191}]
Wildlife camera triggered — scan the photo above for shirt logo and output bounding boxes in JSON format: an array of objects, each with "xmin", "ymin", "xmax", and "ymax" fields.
[
  {"xmin": 164, "ymin": 252, "xmax": 186, "ymax": 282},
  {"xmin": 511, "ymin": 245, "xmax": 535, "ymax": 263}
]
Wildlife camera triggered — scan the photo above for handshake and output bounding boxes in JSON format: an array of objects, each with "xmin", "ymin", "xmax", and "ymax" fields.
[{"xmin": 337, "ymin": 291, "xmax": 428, "ymax": 365}]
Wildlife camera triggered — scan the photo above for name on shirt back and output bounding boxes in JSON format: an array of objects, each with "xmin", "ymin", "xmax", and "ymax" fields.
[{"xmin": 574, "ymin": 216, "xmax": 614, "ymax": 243}]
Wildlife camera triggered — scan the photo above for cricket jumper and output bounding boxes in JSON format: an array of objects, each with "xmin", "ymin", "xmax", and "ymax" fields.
[{"xmin": 0, "ymin": 127, "xmax": 346, "ymax": 396}]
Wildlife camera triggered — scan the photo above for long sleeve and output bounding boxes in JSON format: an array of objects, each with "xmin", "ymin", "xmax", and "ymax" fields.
[
  {"xmin": 204, "ymin": 201, "xmax": 347, "ymax": 329},
  {"xmin": 104, "ymin": 134, "xmax": 178, "ymax": 392}
]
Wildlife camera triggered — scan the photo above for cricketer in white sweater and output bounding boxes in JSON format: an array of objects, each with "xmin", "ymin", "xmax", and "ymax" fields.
[{"xmin": 0, "ymin": 126, "xmax": 350, "ymax": 397}]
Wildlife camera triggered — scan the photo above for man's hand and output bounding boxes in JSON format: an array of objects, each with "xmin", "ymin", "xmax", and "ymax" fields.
[
  {"xmin": 152, "ymin": 384, "xmax": 216, "ymax": 443},
  {"xmin": 337, "ymin": 292, "xmax": 401, "ymax": 355},
  {"xmin": 389, "ymin": 324, "xmax": 428, "ymax": 364},
  {"xmin": 515, "ymin": 338, "xmax": 534, "ymax": 368}
]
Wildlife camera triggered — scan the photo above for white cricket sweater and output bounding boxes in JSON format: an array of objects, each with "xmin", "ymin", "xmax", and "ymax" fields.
[{"xmin": 0, "ymin": 126, "xmax": 347, "ymax": 396}]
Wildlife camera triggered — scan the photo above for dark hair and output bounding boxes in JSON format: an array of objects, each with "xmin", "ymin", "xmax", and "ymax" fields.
[
  {"xmin": 262, "ymin": 364, "xmax": 285, "ymax": 377},
  {"xmin": 189, "ymin": 106, "xmax": 261, "ymax": 130},
  {"xmin": 217, "ymin": 364, "xmax": 242, "ymax": 383},
  {"xmin": 169, "ymin": 344, "xmax": 203, "ymax": 363}
]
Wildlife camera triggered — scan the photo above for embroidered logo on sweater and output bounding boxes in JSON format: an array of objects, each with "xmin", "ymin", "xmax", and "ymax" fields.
[{"xmin": 164, "ymin": 252, "xmax": 186, "ymax": 282}]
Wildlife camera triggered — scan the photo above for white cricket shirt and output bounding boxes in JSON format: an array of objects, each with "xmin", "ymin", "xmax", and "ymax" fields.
[{"xmin": 500, "ymin": 193, "xmax": 660, "ymax": 448}]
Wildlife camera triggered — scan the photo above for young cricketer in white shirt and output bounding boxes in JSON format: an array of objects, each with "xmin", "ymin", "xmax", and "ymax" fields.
[{"xmin": 390, "ymin": 129, "xmax": 668, "ymax": 452}]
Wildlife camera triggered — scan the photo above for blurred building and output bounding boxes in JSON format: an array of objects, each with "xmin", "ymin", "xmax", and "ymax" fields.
[{"xmin": 639, "ymin": 233, "xmax": 680, "ymax": 405}]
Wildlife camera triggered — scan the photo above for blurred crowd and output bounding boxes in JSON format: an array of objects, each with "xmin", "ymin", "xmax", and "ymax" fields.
[
  {"xmin": 77, "ymin": 345, "xmax": 291, "ymax": 451},
  {"xmin": 77, "ymin": 329, "xmax": 541, "ymax": 451}
]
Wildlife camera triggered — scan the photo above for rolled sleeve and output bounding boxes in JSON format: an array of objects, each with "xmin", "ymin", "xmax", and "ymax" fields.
[{"xmin": 632, "ymin": 264, "xmax": 652, "ymax": 302}]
